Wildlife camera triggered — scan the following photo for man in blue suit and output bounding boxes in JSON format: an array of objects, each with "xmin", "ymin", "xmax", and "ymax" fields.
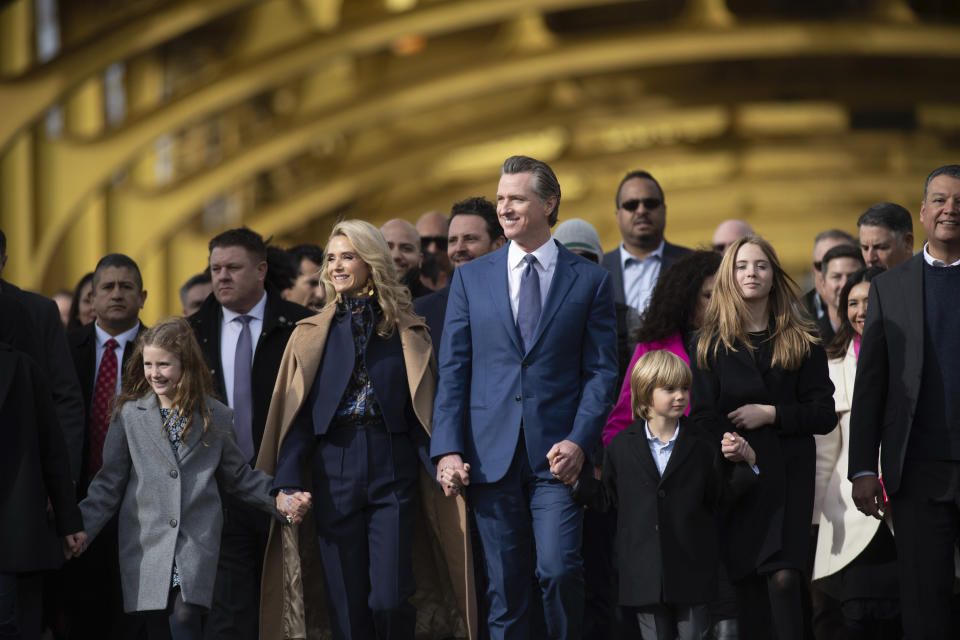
[{"xmin": 431, "ymin": 155, "xmax": 619, "ymax": 639}]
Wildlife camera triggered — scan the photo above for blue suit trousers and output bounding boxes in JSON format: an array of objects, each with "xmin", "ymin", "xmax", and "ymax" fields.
[{"xmin": 469, "ymin": 435, "xmax": 584, "ymax": 640}]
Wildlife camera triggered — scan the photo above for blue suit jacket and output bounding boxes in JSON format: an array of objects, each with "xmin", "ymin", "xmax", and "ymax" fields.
[{"xmin": 430, "ymin": 241, "xmax": 618, "ymax": 483}]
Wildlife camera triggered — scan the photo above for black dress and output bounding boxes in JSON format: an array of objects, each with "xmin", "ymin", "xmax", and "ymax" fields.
[{"xmin": 690, "ymin": 330, "xmax": 835, "ymax": 580}]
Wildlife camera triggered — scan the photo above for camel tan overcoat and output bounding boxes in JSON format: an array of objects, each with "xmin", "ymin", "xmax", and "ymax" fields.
[{"xmin": 255, "ymin": 304, "xmax": 476, "ymax": 640}]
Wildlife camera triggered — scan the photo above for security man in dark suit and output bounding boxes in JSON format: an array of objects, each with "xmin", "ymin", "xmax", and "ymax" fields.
[
  {"xmin": 850, "ymin": 164, "xmax": 960, "ymax": 639},
  {"xmin": 600, "ymin": 171, "xmax": 691, "ymax": 376},
  {"xmin": 188, "ymin": 227, "xmax": 310, "ymax": 640},
  {"xmin": 0, "ymin": 229, "xmax": 85, "ymax": 483},
  {"xmin": 65, "ymin": 252, "xmax": 148, "ymax": 639}
]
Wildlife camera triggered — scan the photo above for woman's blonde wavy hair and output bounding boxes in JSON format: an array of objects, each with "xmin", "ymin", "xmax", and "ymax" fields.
[
  {"xmin": 696, "ymin": 235, "xmax": 818, "ymax": 371},
  {"xmin": 320, "ymin": 219, "xmax": 414, "ymax": 337},
  {"xmin": 115, "ymin": 317, "xmax": 214, "ymax": 444}
]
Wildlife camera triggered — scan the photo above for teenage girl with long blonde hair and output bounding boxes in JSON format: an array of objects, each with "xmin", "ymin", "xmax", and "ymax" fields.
[{"xmin": 691, "ymin": 236, "xmax": 836, "ymax": 640}]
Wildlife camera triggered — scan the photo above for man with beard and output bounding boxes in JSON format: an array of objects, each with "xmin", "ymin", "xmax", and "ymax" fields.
[{"xmin": 415, "ymin": 197, "xmax": 504, "ymax": 351}]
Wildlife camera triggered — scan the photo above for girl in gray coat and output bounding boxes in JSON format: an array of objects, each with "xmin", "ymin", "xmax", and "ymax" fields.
[{"xmin": 76, "ymin": 318, "xmax": 308, "ymax": 640}]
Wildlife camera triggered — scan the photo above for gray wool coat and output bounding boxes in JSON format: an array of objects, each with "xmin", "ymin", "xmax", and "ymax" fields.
[{"xmin": 79, "ymin": 393, "xmax": 279, "ymax": 612}]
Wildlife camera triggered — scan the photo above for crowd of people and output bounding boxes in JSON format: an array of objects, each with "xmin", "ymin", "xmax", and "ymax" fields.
[{"xmin": 1, "ymin": 157, "xmax": 958, "ymax": 640}]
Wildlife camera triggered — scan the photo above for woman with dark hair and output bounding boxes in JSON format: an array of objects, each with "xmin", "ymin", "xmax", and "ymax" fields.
[
  {"xmin": 603, "ymin": 250, "xmax": 722, "ymax": 446},
  {"xmin": 812, "ymin": 266, "xmax": 899, "ymax": 639},
  {"xmin": 691, "ymin": 236, "xmax": 836, "ymax": 640},
  {"xmin": 67, "ymin": 272, "xmax": 96, "ymax": 330}
]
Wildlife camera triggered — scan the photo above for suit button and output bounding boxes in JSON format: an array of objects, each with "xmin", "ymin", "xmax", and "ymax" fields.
[
  {"xmin": 657, "ymin": 489, "xmax": 666, "ymax": 498},
  {"xmin": 654, "ymin": 524, "xmax": 659, "ymax": 531},
  {"xmin": 170, "ymin": 519, "xmax": 178, "ymax": 528},
  {"xmin": 515, "ymin": 395, "xmax": 522, "ymax": 402},
  {"xmin": 170, "ymin": 470, "xmax": 178, "ymax": 479}
]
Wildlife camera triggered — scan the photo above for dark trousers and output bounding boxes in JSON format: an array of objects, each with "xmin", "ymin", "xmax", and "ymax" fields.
[
  {"xmin": 203, "ymin": 495, "xmax": 269, "ymax": 640},
  {"xmin": 311, "ymin": 423, "xmax": 418, "ymax": 640},
  {"xmin": 890, "ymin": 459, "xmax": 960, "ymax": 640},
  {"xmin": 634, "ymin": 603, "xmax": 710, "ymax": 640},
  {"xmin": 469, "ymin": 437, "xmax": 585, "ymax": 640},
  {"xmin": 0, "ymin": 573, "xmax": 41, "ymax": 640},
  {"xmin": 63, "ymin": 517, "xmax": 144, "ymax": 640}
]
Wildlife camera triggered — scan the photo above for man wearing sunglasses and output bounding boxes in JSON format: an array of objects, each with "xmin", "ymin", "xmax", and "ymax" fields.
[
  {"xmin": 417, "ymin": 211, "xmax": 454, "ymax": 289},
  {"xmin": 601, "ymin": 170, "xmax": 691, "ymax": 360}
]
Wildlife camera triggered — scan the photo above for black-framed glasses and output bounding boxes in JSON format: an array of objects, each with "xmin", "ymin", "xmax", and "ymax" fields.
[
  {"xmin": 421, "ymin": 236, "xmax": 448, "ymax": 251},
  {"xmin": 619, "ymin": 197, "xmax": 663, "ymax": 212}
]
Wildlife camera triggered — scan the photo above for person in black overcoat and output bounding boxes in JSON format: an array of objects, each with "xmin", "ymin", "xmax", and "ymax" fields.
[
  {"xmin": 690, "ymin": 236, "xmax": 835, "ymax": 640},
  {"xmin": 1, "ymin": 301, "xmax": 85, "ymax": 638},
  {"xmin": 187, "ymin": 228, "xmax": 310, "ymax": 640}
]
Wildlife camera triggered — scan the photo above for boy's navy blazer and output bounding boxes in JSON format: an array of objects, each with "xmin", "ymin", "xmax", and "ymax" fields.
[{"xmin": 575, "ymin": 418, "xmax": 757, "ymax": 607}]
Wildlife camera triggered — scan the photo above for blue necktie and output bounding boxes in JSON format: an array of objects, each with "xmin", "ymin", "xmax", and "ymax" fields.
[
  {"xmin": 233, "ymin": 315, "xmax": 254, "ymax": 460},
  {"xmin": 517, "ymin": 254, "xmax": 541, "ymax": 352}
]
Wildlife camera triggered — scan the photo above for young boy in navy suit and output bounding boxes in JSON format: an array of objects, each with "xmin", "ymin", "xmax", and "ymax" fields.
[{"xmin": 573, "ymin": 350, "xmax": 758, "ymax": 640}]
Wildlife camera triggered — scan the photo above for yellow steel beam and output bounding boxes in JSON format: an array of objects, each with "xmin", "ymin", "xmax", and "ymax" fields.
[
  {"xmin": 0, "ymin": 0, "xmax": 260, "ymax": 152},
  {"xmin": 26, "ymin": 19, "xmax": 960, "ymax": 289},
  {"xmin": 0, "ymin": 0, "xmax": 34, "ymax": 77}
]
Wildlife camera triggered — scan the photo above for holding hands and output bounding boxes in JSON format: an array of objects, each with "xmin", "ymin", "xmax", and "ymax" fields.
[
  {"xmin": 276, "ymin": 491, "xmax": 313, "ymax": 524},
  {"xmin": 721, "ymin": 432, "xmax": 757, "ymax": 467},
  {"xmin": 436, "ymin": 454, "xmax": 471, "ymax": 497},
  {"xmin": 547, "ymin": 440, "xmax": 585, "ymax": 486},
  {"xmin": 727, "ymin": 404, "xmax": 776, "ymax": 431},
  {"xmin": 63, "ymin": 531, "xmax": 88, "ymax": 559}
]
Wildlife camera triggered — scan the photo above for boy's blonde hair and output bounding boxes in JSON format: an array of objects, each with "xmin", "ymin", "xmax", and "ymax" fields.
[{"xmin": 630, "ymin": 350, "xmax": 692, "ymax": 421}]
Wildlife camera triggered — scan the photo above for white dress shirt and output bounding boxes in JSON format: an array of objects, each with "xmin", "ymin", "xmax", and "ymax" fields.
[
  {"xmin": 923, "ymin": 242, "xmax": 960, "ymax": 267},
  {"xmin": 94, "ymin": 322, "xmax": 142, "ymax": 398},
  {"xmin": 507, "ymin": 238, "xmax": 557, "ymax": 322},
  {"xmin": 620, "ymin": 240, "xmax": 665, "ymax": 314},
  {"xmin": 219, "ymin": 292, "xmax": 267, "ymax": 409}
]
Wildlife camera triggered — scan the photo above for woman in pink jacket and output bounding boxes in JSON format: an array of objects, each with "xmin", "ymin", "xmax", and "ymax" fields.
[{"xmin": 604, "ymin": 250, "xmax": 722, "ymax": 446}]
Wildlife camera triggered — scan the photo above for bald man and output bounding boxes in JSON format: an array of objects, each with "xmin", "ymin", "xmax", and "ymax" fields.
[
  {"xmin": 712, "ymin": 219, "xmax": 754, "ymax": 254},
  {"xmin": 380, "ymin": 218, "xmax": 431, "ymax": 298},
  {"xmin": 417, "ymin": 211, "xmax": 453, "ymax": 288}
]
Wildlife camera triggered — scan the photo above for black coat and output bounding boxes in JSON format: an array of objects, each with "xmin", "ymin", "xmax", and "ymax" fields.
[
  {"xmin": 413, "ymin": 284, "xmax": 449, "ymax": 354},
  {"xmin": 848, "ymin": 255, "xmax": 926, "ymax": 494},
  {"xmin": 67, "ymin": 321, "xmax": 147, "ymax": 491},
  {"xmin": 188, "ymin": 289, "xmax": 311, "ymax": 459},
  {"xmin": 2, "ymin": 279, "xmax": 86, "ymax": 482},
  {"xmin": 574, "ymin": 419, "xmax": 757, "ymax": 607},
  {"xmin": 0, "ymin": 344, "xmax": 83, "ymax": 572},
  {"xmin": 690, "ymin": 336, "xmax": 835, "ymax": 580}
]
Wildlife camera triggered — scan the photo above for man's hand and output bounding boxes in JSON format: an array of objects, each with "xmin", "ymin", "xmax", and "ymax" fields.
[
  {"xmin": 547, "ymin": 440, "xmax": 585, "ymax": 486},
  {"xmin": 276, "ymin": 491, "xmax": 313, "ymax": 524},
  {"xmin": 436, "ymin": 454, "xmax": 470, "ymax": 497},
  {"xmin": 64, "ymin": 531, "xmax": 87, "ymax": 558},
  {"xmin": 727, "ymin": 404, "xmax": 776, "ymax": 431},
  {"xmin": 852, "ymin": 475, "xmax": 885, "ymax": 520}
]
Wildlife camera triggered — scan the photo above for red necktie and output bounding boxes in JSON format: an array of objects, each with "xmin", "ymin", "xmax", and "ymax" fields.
[{"xmin": 89, "ymin": 338, "xmax": 119, "ymax": 479}]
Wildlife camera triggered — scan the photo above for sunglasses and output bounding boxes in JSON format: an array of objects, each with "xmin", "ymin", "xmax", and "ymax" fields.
[
  {"xmin": 421, "ymin": 236, "xmax": 448, "ymax": 251},
  {"xmin": 619, "ymin": 197, "xmax": 663, "ymax": 212}
]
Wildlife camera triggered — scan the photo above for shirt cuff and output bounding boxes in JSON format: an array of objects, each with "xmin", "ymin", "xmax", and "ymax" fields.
[
  {"xmin": 851, "ymin": 470, "xmax": 877, "ymax": 479},
  {"xmin": 750, "ymin": 464, "xmax": 760, "ymax": 475}
]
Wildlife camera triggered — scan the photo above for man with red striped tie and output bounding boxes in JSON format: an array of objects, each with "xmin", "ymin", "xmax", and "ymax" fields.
[{"xmin": 66, "ymin": 253, "xmax": 148, "ymax": 639}]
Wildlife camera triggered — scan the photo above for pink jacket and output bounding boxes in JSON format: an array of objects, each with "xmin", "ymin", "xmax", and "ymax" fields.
[{"xmin": 602, "ymin": 333, "xmax": 690, "ymax": 447}]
